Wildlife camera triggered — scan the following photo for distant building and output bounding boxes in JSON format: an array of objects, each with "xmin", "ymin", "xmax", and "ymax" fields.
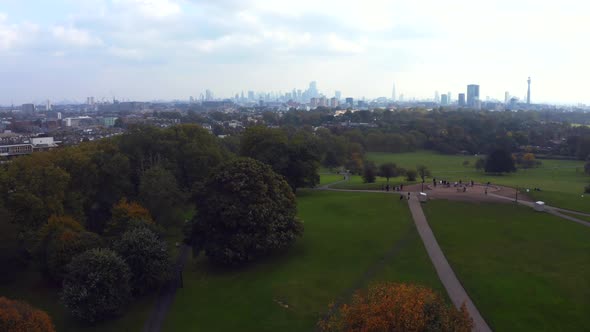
[
  {"xmin": 447, "ymin": 91, "xmax": 451, "ymax": 104},
  {"xmin": 345, "ymin": 97, "xmax": 354, "ymax": 107},
  {"xmin": 467, "ymin": 84, "xmax": 480, "ymax": 107},
  {"xmin": 505, "ymin": 91, "xmax": 510, "ymax": 104},
  {"xmin": 458, "ymin": 93, "xmax": 466, "ymax": 106},
  {"xmin": 441, "ymin": 94, "xmax": 448, "ymax": 105},
  {"xmin": 527, "ymin": 77, "xmax": 531, "ymax": 105},
  {"xmin": 0, "ymin": 137, "xmax": 59, "ymax": 157},
  {"xmin": 335, "ymin": 91, "xmax": 342, "ymax": 101},
  {"xmin": 46, "ymin": 100, "xmax": 52, "ymax": 111},
  {"xmin": 248, "ymin": 91, "xmax": 255, "ymax": 101},
  {"xmin": 330, "ymin": 97, "xmax": 339, "ymax": 108},
  {"xmin": 21, "ymin": 103, "xmax": 35, "ymax": 114}
]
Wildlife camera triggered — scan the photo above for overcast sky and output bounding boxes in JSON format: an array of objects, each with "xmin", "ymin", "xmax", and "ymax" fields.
[{"xmin": 1, "ymin": 0, "xmax": 589, "ymax": 105}]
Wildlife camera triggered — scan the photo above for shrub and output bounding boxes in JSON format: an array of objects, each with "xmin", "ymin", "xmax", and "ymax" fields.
[
  {"xmin": 114, "ymin": 227, "xmax": 171, "ymax": 295},
  {"xmin": 0, "ymin": 296, "xmax": 55, "ymax": 332},
  {"xmin": 190, "ymin": 158, "xmax": 302, "ymax": 265},
  {"xmin": 61, "ymin": 248, "xmax": 131, "ymax": 322},
  {"xmin": 319, "ymin": 283, "xmax": 472, "ymax": 332},
  {"xmin": 406, "ymin": 169, "xmax": 417, "ymax": 181}
]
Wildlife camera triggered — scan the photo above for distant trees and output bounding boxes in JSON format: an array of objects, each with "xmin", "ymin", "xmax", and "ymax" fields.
[
  {"xmin": 485, "ymin": 149, "xmax": 516, "ymax": 174},
  {"xmin": 318, "ymin": 283, "xmax": 472, "ymax": 332},
  {"xmin": 0, "ymin": 297, "xmax": 55, "ymax": 332},
  {"xmin": 475, "ymin": 158, "xmax": 486, "ymax": 171},
  {"xmin": 405, "ymin": 169, "xmax": 418, "ymax": 182},
  {"xmin": 139, "ymin": 166, "xmax": 185, "ymax": 227},
  {"xmin": 61, "ymin": 248, "xmax": 131, "ymax": 322},
  {"xmin": 189, "ymin": 158, "xmax": 302, "ymax": 265},
  {"xmin": 240, "ymin": 126, "xmax": 320, "ymax": 190}
]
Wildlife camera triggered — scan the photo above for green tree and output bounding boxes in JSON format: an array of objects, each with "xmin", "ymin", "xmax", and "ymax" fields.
[
  {"xmin": 139, "ymin": 166, "xmax": 185, "ymax": 226},
  {"xmin": 114, "ymin": 227, "xmax": 171, "ymax": 295},
  {"xmin": 379, "ymin": 163, "xmax": 399, "ymax": 183},
  {"xmin": 406, "ymin": 169, "xmax": 418, "ymax": 181},
  {"xmin": 584, "ymin": 155, "xmax": 590, "ymax": 175},
  {"xmin": 485, "ymin": 149, "xmax": 516, "ymax": 174},
  {"xmin": 62, "ymin": 248, "xmax": 131, "ymax": 323},
  {"xmin": 189, "ymin": 158, "xmax": 302, "ymax": 265},
  {"xmin": 362, "ymin": 161, "xmax": 377, "ymax": 183},
  {"xmin": 474, "ymin": 158, "xmax": 486, "ymax": 171},
  {"xmin": 417, "ymin": 165, "xmax": 431, "ymax": 183}
]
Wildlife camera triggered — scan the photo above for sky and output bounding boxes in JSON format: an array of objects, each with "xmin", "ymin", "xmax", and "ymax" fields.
[{"xmin": 0, "ymin": 0, "xmax": 589, "ymax": 105}]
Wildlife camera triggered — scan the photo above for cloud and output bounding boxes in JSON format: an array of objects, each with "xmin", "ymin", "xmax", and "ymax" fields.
[
  {"xmin": 52, "ymin": 26, "xmax": 103, "ymax": 47},
  {"xmin": 112, "ymin": 0, "xmax": 182, "ymax": 20},
  {"xmin": 0, "ymin": 13, "xmax": 39, "ymax": 51}
]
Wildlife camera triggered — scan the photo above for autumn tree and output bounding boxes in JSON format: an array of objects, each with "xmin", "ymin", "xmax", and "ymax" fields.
[
  {"xmin": 105, "ymin": 199, "xmax": 154, "ymax": 237},
  {"xmin": 0, "ymin": 297, "xmax": 55, "ymax": 332},
  {"xmin": 189, "ymin": 158, "xmax": 302, "ymax": 265},
  {"xmin": 319, "ymin": 283, "xmax": 472, "ymax": 332}
]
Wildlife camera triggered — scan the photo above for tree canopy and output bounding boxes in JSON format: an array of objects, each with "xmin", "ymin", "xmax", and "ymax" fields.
[
  {"xmin": 189, "ymin": 158, "xmax": 303, "ymax": 265},
  {"xmin": 485, "ymin": 149, "xmax": 516, "ymax": 174}
]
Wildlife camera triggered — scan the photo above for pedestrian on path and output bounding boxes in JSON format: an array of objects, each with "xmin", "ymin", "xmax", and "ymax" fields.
[
  {"xmin": 399, "ymin": 194, "xmax": 404, "ymax": 201},
  {"xmin": 407, "ymin": 192, "xmax": 411, "ymax": 200}
]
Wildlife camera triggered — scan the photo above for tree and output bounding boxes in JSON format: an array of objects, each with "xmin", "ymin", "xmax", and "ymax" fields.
[
  {"xmin": 362, "ymin": 161, "xmax": 377, "ymax": 183},
  {"xmin": 105, "ymin": 199, "xmax": 154, "ymax": 237},
  {"xmin": 416, "ymin": 165, "xmax": 431, "ymax": 183},
  {"xmin": 474, "ymin": 158, "xmax": 485, "ymax": 171},
  {"xmin": 485, "ymin": 149, "xmax": 516, "ymax": 174},
  {"xmin": 405, "ymin": 169, "xmax": 418, "ymax": 181},
  {"xmin": 521, "ymin": 153, "xmax": 537, "ymax": 169},
  {"xmin": 114, "ymin": 227, "xmax": 171, "ymax": 295},
  {"xmin": 319, "ymin": 283, "xmax": 472, "ymax": 332},
  {"xmin": 0, "ymin": 297, "xmax": 55, "ymax": 332},
  {"xmin": 379, "ymin": 163, "xmax": 398, "ymax": 183},
  {"xmin": 189, "ymin": 158, "xmax": 302, "ymax": 265},
  {"xmin": 62, "ymin": 248, "xmax": 131, "ymax": 323},
  {"xmin": 139, "ymin": 166, "xmax": 185, "ymax": 226}
]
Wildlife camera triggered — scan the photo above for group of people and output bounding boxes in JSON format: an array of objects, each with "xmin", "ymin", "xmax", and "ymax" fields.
[
  {"xmin": 381, "ymin": 184, "xmax": 404, "ymax": 192},
  {"xmin": 432, "ymin": 178, "xmax": 476, "ymax": 188}
]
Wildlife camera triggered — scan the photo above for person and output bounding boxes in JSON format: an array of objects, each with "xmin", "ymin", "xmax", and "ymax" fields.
[
  {"xmin": 471, "ymin": 180, "xmax": 474, "ymax": 187},
  {"xmin": 386, "ymin": 184, "xmax": 390, "ymax": 192},
  {"xmin": 485, "ymin": 188, "xmax": 488, "ymax": 195},
  {"xmin": 407, "ymin": 192, "xmax": 411, "ymax": 200},
  {"xmin": 399, "ymin": 194, "xmax": 404, "ymax": 200},
  {"xmin": 400, "ymin": 184, "xmax": 404, "ymax": 191},
  {"xmin": 463, "ymin": 186, "xmax": 467, "ymax": 192}
]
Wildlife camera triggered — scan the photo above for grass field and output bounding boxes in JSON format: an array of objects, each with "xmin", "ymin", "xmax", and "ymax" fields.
[
  {"xmin": 164, "ymin": 190, "xmax": 443, "ymax": 331},
  {"xmin": 423, "ymin": 200, "xmax": 590, "ymax": 331},
  {"xmin": 318, "ymin": 173, "xmax": 345, "ymax": 186},
  {"xmin": 366, "ymin": 151, "xmax": 590, "ymax": 212}
]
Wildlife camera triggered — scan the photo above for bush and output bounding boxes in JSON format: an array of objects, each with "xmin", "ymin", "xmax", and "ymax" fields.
[
  {"xmin": 319, "ymin": 283, "xmax": 472, "ymax": 332},
  {"xmin": 0, "ymin": 296, "xmax": 55, "ymax": 332},
  {"xmin": 406, "ymin": 169, "xmax": 417, "ymax": 181},
  {"xmin": 61, "ymin": 248, "xmax": 131, "ymax": 323},
  {"xmin": 190, "ymin": 158, "xmax": 303, "ymax": 265},
  {"xmin": 362, "ymin": 161, "xmax": 377, "ymax": 183},
  {"xmin": 114, "ymin": 227, "xmax": 171, "ymax": 295}
]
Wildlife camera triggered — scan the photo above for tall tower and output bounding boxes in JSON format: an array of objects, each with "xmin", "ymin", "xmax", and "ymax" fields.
[
  {"xmin": 392, "ymin": 83, "xmax": 396, "ymax": 101},
  {"xmin": 526, "ymin": 76, "xmax": 531, "ymax": 105}
]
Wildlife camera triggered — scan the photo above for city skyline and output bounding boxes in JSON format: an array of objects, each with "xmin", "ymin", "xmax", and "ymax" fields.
[{"xmin": 1, "ymin": 0, "xmax": 589, "ymax": 105}]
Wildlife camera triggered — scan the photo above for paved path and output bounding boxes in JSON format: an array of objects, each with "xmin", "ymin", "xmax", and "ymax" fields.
[
  {"xmin": 407, "ymin": 198, "xmax": 492, "ymax": 332},
  {"xmin": 142, "ymin": 244, "xmax": 191, "ymax": 332},
  {"xmin": 488, "ymin": 193, "xmax": 590, "ymax": 228}
]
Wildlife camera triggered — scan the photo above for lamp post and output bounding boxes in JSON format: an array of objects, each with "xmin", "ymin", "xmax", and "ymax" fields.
[
  {"xmin": 421, "ymin": 179, "xmax": 424, "ymax": 192},
  {"xmin": 515, "ymin": 187, "xmax": 518, "ymax": 203}
]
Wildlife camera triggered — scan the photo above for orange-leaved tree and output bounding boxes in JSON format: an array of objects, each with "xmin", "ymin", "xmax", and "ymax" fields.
[
  {"xmin": 318, "ymin": 283, "xmax": 472, "ymax": 332},
  {"xmin": 105, "ymin": 198, "xmax": 154, "ymax": 236},
  {"xmin": 0, "ymin": 297, "xmax": 55, "ymax": 332}
]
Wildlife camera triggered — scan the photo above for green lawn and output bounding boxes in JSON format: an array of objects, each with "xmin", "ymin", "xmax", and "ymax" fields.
[
  {"xmin": 318, "ymin": 173, "xmax": 345, "ymax": 186},
  {"xmin": 366, "ymin": 151, "xmax": 590, "ymax": 212},
  {"xmin": 423, "ymin": 200, "xmax": 590, "ymax": 331},
  {"xmin": 164, "ymin": 190, "xmax": 442, "ymax": 331}
]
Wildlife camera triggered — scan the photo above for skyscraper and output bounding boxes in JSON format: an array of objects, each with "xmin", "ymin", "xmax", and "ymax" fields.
[
  {"xmin": 467, "ymin": 84, "xmax": 480, "ymax": 107},
  {"xmin": 46, "ymin": 100, "xmax": 52, "ymax": 111},
  {"xmin": 458, "ymin": 93, "xmax": 466, "ymax": 106},
  {"xmin": 434, "ymin": 91, "xmax": 440, "ymax": 103},
  {"xmin": 392, "ymin": 83, "xmax": 396, "ymax": 101},
  {"xmin": 527, "ymin": 77, "xmax": 531, "ymax": 105},
  {"xmin": 248, "ymin": 91, "xmax": 255, "ymax": 101},
  {"xmin": 335, "ymin": 90, "xmax": 342, "ymax": 101},
  {"xmin": 441, "ymin": 94, "xmax": 448, "ymax": 105},
  {"xmin": 504, "ymin": 91, "xmax": 510, "ymax": 104},
  {"xmin": 447, "ymin": 92, "xmax": 451, "ymax": 104}
]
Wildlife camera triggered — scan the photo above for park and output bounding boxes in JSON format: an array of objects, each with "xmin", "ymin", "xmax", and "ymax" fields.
[{"xmin": 1, "ymin": 125, "xmax": 589, "ymax": 332}]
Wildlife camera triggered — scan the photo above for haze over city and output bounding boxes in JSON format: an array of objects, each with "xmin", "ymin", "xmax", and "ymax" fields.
[{"xmin": 1, "ymin": 0, "xmax": 589, "ymax": 105}]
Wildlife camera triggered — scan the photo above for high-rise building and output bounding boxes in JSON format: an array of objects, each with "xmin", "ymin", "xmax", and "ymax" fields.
[
  {"xmin": 330, "ymin": 97, "xmax": 339, "ymax": 108},
  {"xmin": 434, "ymin": 91, "xmax": 440, "ymax": 103},
  {"xmin": 458, "ymin": 93, "xmax": 466, "ymax": 106},
  {"xmin": 248, "ymin": 91, "xmax": 255, "ymax": 101},
  {"xmin": 527, "ymin": 77, "xmax": 531, "ymax": 105},
  {"xmin": 504, "ymin": 91, "xmax": 510, "ymax": 104},
  {"xmin": 21, "ymin": 103, "xmax": 35, "ymax": 114},
  {"xmin": 46, "ymin": 100, "xmax": 52, "ymax": 111},
  {"xmin": 205, "ymin": 90, "xmax": 213, "ymax": 101},
  {"xmin": 392, "ymin": 83, "xmax": 396, "ymax": 101},
  {"xmin": 441, "ymin": 94, "xmax": 448, "ymax": 105},
  {"xmin": 345, "ymin": 97, "xmax": 354, "ymax": 107},
  {"xmin": 447, "ymin": 92, "xmax": 451, "ymax": 104},
  {"xmin": 466, "ymin": 84, "xmax": 480, "ymax": 107},
  {"xmin": 335, "ymin": 91, "xmax": 342, "ymax": 101}
]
